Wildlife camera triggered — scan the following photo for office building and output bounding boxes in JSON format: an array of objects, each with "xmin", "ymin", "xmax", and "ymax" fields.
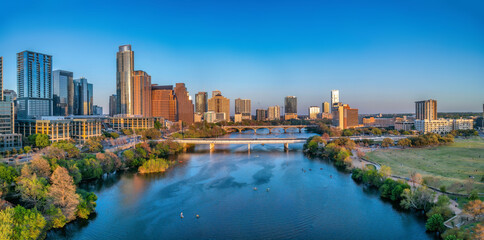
[
  {"xmin": 109, "ymin": 116, "xmax": 157, "ymax": 130},
  {"xmin": 309, "ymin": 106, "xmax": 320, "ymax": 119},
  {"xmin": 256, "ymin": 109, "xmax": 267, "ymax": 121},
  {"xmin": 414, "ymin": 119, "xmax": 452, "ymax": 134},
  {"xmin": 16, "ymin": 117, "xmax": 71, "ymax": 142},
  {"xmin": 133, "ymin": 70, "xmax": 152, "ymax": 117},
  {"xmin": 362, "ymin": 117, "xmax": 395, "ymax": 128},
  {"xmin": 0, "ymin": 134, "xmax": 23, "ymax": 151},
  {"xmin": 195, "ymin": 92, "xmax": 208, "ymax": 114},
  {"xmin": 16, "ymin": 51, "xmax": 53, "ymax": 119},
  {"xmin": 267, "ymin": 106, "xmax": 281, "ymax": 121},
  {"xmin": 395, "ymin": 121, "xmax": 414, "ymax": 131},
  {"xmin": 3, "ymin": 90, "xmax": 17, "ymax": 102},
  {"xmin": 70, "ymin": 118, "xmax": 102, "ymax": 143},
  {"xmin": 322, "ymin": 101, "xmax": 330, "ymax": 113},
  {"xmin": 415, "ymin": 99, "xmax": 437, "ymax": 120},
  {"xmin": 53, "ymin": 70, "xmax": 74, "ymax": 116},
  {"xmin": 116, "ymin": 45, "xmax": 134, "ymax": 115},
  {"xmin": 235, "ymin": 98, "xmax": 251, "ymax": 114},
  {"xmin": 93, "ymin": 105, "xmax": 103, "ymax": 115},
  {"xmin": 151, "ymin": 85, "xmax": 177, "ymax": 122},
  {"xmin": 208, "ymin": 90, "xmax": 230, "ymax": 122},
  {"xmin": 284, "ymin": 96, "xmax": 297, "ymax": 120},
  {"xmin": 73, "ymin": 78, "xmax": 93, "ymax": 115},
  {"xmin": 234, "ymin": 113, "xmax": 251, "ymax": 123},
  {"xmin": 174, "ymin": 83, "xmax": 194, "ymax": 124},
  {"xmin": 331, "ymin": 90, "xmax": 339, "ymax": 110},
  {"xmin": 109, "ymin": 94, "xmax": 117, "ymax": 116},
  {"xmin": 332, "ymin": 104, "xmax": 359, "ymax": 129},
  {"xmin": 0, "ymin": 57, "xmax": 2, "ymax": 100},
  {"xmin": 0, "ymin": 101, "xmax": 14, "ymax": 134}
]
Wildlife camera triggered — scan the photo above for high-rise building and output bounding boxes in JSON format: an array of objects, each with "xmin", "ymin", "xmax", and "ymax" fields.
[
  {"xmin": 0, "ymin": 57, "xmax": 3, "ymax": 101},
  {"xmin": 195, "ymin": 92, "xmax": 208, "ymax": 114},
  {"xmin": 332, "ymin": 104, "xmax": 359, "ymax": 129},
  {"xmin": 116, "ymin": 45, "xmax": 134, "ymax": 115},
  {"xmin": 151, "ymin": 85, "xmax": 177, "ymax": 122},
  {"xmin": 284, "ymin": 96, "xmax": 297, "ymax": 120},
  {"xmin": 93, "ymin": 105, "xmax": 103, "ymax": 115},
  {"xmin": 322, "ymin": 101, "xmax": 330, "ymax": 113},
  {"xmin": 109, "ymin": 94, "xmax": 117, "ymax": 116},
  {"xmin": 235, "ymin": 98, "xmax": 251, "ymax": 114},
  {"xmin": 309, "ymin": 106, "xmax": 321, "ymax": 119},
  {"xmin": 16, "ymin": 51, "xmax": 53, "ymax": 119},
  {"xmin": 267, "ymin": 106, "xmax": 281, "ymax": 121},
  {"xmin": 73, "ymin": 78, "xmax": 93, "ymax": 115},
  {"xmin": 3, "ymin": 90, "xmax": 17, "ymax": 102},
  {"xmin": 256, "ymin": 109, "xmax": 267, "ymax": 121},
  {"xmin": 133, "ymin": 70, "xmax": 152, "ymax": 117},
  {"xmin": 331, "ymin": 90, "xmax": 340, "ymax": 110},
  {"xmin": 415, "ymin": 99, "xmax": 437, "ymax": 120},
  {"xmin": 174, "ymin": 83, "xmax": 194, "ymax": 124},
  {"xmin": 53, "ymin": 70, "xmax": 74, "ymax": 116},
  {"xmin": 208, "ymin": 90, "xmax": 230, "ymax": 122}
]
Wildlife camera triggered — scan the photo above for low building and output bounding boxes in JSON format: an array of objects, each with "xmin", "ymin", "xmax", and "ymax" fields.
[
  {"xmin": 0, "ymin": 134, "xmax": 22, "ymax": 151},
  {"xmin": 395, "ymin": 121, "xmax": 414, "ymax": 131},
  {"xmin": 320, "ymin": 112, "xmax": 333, "ymax": 119},
  {"xmin": 284, "ymin": 113, "xmax": 298, "ymax": 120},
  {"xmin": 415, "ymin": 118, "xmax": 474, "ymax": 134},
  {"xmin": 453, "ymin": 118, "xmax": 473, "ymax": 131},
  {"xmin": 70, "ymin": 119, "xmax": 103, "ymax": 143},
  {"xmin": 194, "ymin": 113, "xmax": 203, "ymax": 123},
  {"xmin": 362, "ymin": 117, "xmax": 395, "ymax": 127},
  {"xmin": 234, "ymin": 113, "xmax": 251, "ymax": 123},
  {"xmin": 109, "ymin": 116, "xmax": 155, "ymax": 130},
  {"xmin": 16, "ymin": 118, "xmax": 71, "ymax": 142},
  {"xmin": 0, "ymin": 101, "xmax": 14, "ymax": 134}
]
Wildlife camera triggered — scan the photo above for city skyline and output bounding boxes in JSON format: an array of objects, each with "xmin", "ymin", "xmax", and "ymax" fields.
[{"xmin": 1, "ymin": 0, "xmax": 483, "ymax": 114}]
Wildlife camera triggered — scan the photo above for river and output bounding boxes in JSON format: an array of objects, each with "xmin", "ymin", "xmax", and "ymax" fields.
[{"xmin": 48, "ymin": 130, "xmax": 434, "ymax": 240}]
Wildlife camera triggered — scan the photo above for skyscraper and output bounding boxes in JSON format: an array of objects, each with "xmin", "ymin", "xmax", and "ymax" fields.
[
  {"xmin": 267, "ymin": 106, "xmax": 281, "ymax": 121},
  {"xmin": 235, "ymin": 98, "xmax": 251, "ymax": 114},
  {"xmin": 284, "ymin": 96, "xmax": 297, "ymax": 120},
  {"xmin": 0, "ymin": 57, "xmax": 3, "ymax": 101},
  {"xmin": 332, "ymin": 104, "xmax": 359, "ymax": 129},
  {"xmin": 174, "ymin": 83, "xmax": 194, "ymax": 124},
  {"xmin": 309, "ymin": 106, "xmax": 320, "ymax": 119},
  {"xmin": 208, "ymin": 90, "xmax": 230, "ymax": 122},
  {"xmin": 109, "ymin": 94, "xmax": 117, "ymax": 116},
  {"xmin": 415, "ymin": 99, "xmax": 437, "ymax": 120},
  {"xmin": 17, "ymin": 51, "xmax": 53, "ymax": 119},
  {"xmin": 322, "ymin": 101, "xmax": 330, "ymax": 113},
  {"xmin": 331, "ymin": 90, "xmax": 339, "ymax": 110},
  {"xmin": 73, "ymin": 78, "xmax": 93, "ymax": 115},
  {"xmin": 116, "ymin": 45, "xmax": 134, "ymax": 115},
  {"xmin": 195, "ymin": 92, "xmax": 208, "ymax": 114},
  {"xmin": 256, "ymin": 109, "xmax": 267, "ymax": 121},
  {"xmin": 133, "ymin": 70, "xmax": 152, "ymax": 117},
  {"xmin": 151, "ymin": 85, "xmax": 177, "ymax": 121},
  {"xmin": 53, "ymin": 70, "xmax": 74, "ymax": 116}
]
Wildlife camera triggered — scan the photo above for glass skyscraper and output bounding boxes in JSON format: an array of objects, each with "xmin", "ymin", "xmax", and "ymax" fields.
[
  {"xmin": 116, "ymin": 45, "xmax": 134, "ymax": 115},
  {"xmin": 284, "ymin": 96, "xmax": 297, "ymax": 114},
  {"xmin": 16, "ymin": 51, "xmax": 53, "ymax": 119},
  {"xmin": 73, "ymin": 78, "xmax": 93, "ymax": 115},
  {"xmin": 0, "ymin": 57, "xmax": 3, "ymax": 101},
  {"xmin": 53, "ymin": 70, "xmax": 74, "ymax": 116},
  {"xmin": 195, "ymin": 92, "xmax": 208, "ymax": 114}
]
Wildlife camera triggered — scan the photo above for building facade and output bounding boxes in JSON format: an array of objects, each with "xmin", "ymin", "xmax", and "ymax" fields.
[
  {"xmin": 415, "ymin": 99, "xmax": 437, "ymax": 120},
  {"xmin": 16, "ymin": 118, "xmax": 71, "ymax": 142},
  {"xmin": 70, "ymin": 118, "xmax": 102, "ymax": 143},
  {"xmin": 309, "ymin": 106, "xmax": 320, "ymax": 119},
  {"xmin": 322, "ymin": 101, "xmax": 330, "ymax": 113},
  {"xmin": 93, "ymin": 105, "xmax": 103, "ymax": 115},
  {"xmin": 17, "ymin": 51, "xmax": 53, "ymax": 119},
  {"xmin": 0, "ymin": 57, "xmax": 2, "ymax": 100},
  {"xmin": 195, "ymin": 92, "xmax": 208, "ymax": 114},
  {"xmin": 208, "ymin": 90, "xmax": 230, "ymax": 122},
  {"xmin": 116, "ymin": 45, "xmax": 134, "ymax": 115},
  {"xmin": 133, "ymin": 70, "xmax": 152, "ymax": 117},
  {"xmin": 73, "ymin": 78, "xmax": 93, "ymax": 115},
  {"xmin": 151, "ymin": 85, "xmax": 177, "ymax": 122},
  {"xmin": 109, "ymin": 94, "xmax": 117, "ymax": 116},
  {"xmin": 267, "ymin": 106, "xmax": 280, "ymax": 121},
  {"xmin": 331, "ymin": 90, "xmax": 339, "ymax": 110},
  {"xmin": 53, "ymin": 70, "xmax": 74, "ymax": 116},
  {"xmin": 110, "ymin": 116, "xmax": 155, "ymax": 130},
  {"xmin": 332, "ymin": 104, "xmax": 359, "ymax": 129},
  {"xmin": 256, "ymin": 109, "xmax": 267, "ymax": 121},
  {"xmin": 235, "ymin": 98, "xmax": 251, "ymax": 114},
  {"xmin": 174, "ymin": 83, "xmax": 194, "ymax": 124},
  {"xmin": 0, "ymin": 101, "xmax": 14, "ymax": 134},
  {"xmin": 284, "ymin": 96, "xmax": 297, "ymax": 120},
  {"xmin": 234, "ymin": 113, "xmax": 251, "ymax": 122}
]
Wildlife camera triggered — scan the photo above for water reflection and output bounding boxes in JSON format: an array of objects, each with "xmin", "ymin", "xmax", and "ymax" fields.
[{"xmin": 48, "ymin": 130, "xmax": 434, "ymax": 240}]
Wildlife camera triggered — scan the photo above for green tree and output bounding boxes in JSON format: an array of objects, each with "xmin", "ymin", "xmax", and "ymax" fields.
[
  {"xmin": 76, "ymin": 189, "xmax": 98, "ymax": 219},
  {"xmin": 0, "ymin": 163, "xmax": 19, "ymax": 195},
  {"xmin": 400, "ymin": 186, "xmax": 434, "ymax": 211},
  {"xmin": 24, "ymin": 146, "xmax": 32, "ymax": 155},
  {"xmin": 77, "ymin": 158, "xmax": 103, "ymax": 180},
  {"xmin": 16, "ymin": 169, "xmax": 49, "ymax": 208},
  {"xmin": 52, "ymin": 141, "xmax": 80, "ymax": 158},
  {"xmin": 0, "ymin": 206, "xmax": 47, "ymax": 240},
  {"xmin": 371, "ymin": 128, "xmax": 382, "ymax": 136},
  {"xmin": 45, "ymin": 205, "xmax": 67, "ymax": 228},
  {"xmin": 82, "ymin": 137, "xmax": 103, "ymax": 153},
  {"xmin": 425, "ymin": 214, "xmax": 445, "ymax": 233},
  {"xmin": 396, "ymin": 138, "xmax": 411, "ymax": 148},
  {"xmin": 154, "ymin": 120, "xmax": 162, "ymax": 129},
  {"xmin": 35, "ymin": 134, "xmax": 51, "ymax": 148},
  {"xmin": 138, "ymin": 158, "xmax": 170, "ymax": 174}
]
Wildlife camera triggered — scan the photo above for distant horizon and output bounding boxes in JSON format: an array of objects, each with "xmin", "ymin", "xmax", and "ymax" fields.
[{"xmin": 1, "ymin": 0, "xmax": 483, "ymax": 115}]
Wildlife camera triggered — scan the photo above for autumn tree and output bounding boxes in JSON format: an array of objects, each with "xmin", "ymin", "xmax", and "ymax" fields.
[
  {"xmin": 381, "ymin": 138, "xmax": 394, "ymax": 148},
  {"xmin": 463, "ymin": 200, "xmax": 484, "ymax": 221},
  {"xmin": 379, "ymin": 165, "xmax": 392, "ymax": 179},
  {"xmin": 29, "ymin": 154, "xmax": 51, "ymax": 179},
  {"xmin": 473, "ymin": 224, "xmax": 484, "ymax": 240},
  {"xmin": 396, "ymin": 138, "xmax": 411, "ymax": 148},
  {"xmin": 82, "ymin": 137, "xmax": 103, "ymax": 153},
  {"xmin": 47, "ymin": 167, "xmax": 80, "ymax": 221},
  {"xmin": 16, "ymin": 166, "xmax": 49, "ymax": 208},
  {"xmin": 410, "ymin": 172, "xmax": 423, "ymax": 187}
]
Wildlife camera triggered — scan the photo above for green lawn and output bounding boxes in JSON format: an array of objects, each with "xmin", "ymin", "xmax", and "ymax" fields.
[{"xmin": 366, "ymin": 137, "xmax": 484, "ymax": 194}]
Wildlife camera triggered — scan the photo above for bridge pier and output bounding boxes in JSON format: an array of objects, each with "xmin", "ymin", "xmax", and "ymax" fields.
[
  {"xmin": 268, "ymin": 129, "xmax": 272, "ymax": 134},
  {"xmin": 238, "ymin": 128, "xmax": 242, "ymax": 133},
  {"xmin": 283, "ymin": 128, "xmax": 287, "ymax": 133},
  {"xmin": 298, "ymin": 128, "xmax": 302, "ymax": 133},
  {"xmin": 284, "ymin": 143, "xmax": 289, "ymax": 151},
  {"xmin": 248, "ymin": 144, "xmax": 251, "ymax": 153},
  {"xmin": 253, "ymin": 129, "xmax": 257, "ymax": 134},
  {"xmin": 209, "ymin": 143, "xmax": 215, "ymax": 151}
]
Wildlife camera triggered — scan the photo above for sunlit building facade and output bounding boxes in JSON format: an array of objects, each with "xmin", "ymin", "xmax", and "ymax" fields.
[
  {"xmin": 284, "ymin": 96, "xmax": 297, "ymax": 120},
  {"xmin": 267, "ymin": 106, "xmax": 280, "ymax": 121},
  {"xmin": 133, "ymin": 70, "xmax": 152, "ymax": 117},
  {"xmin": 151, "ymin": 85, "xmax": 177, "ymax": 122},
  {"xmin": 235, "ymin": 98, "xmax": 251, "ymax": 114},
  {"xmin": 116, "ymin": 45, "xmax": 134, "ymax": 115},
  {"xmin": 174, "ymin": 83, "xmax": 194, "ymax": 124},
  {"xmin": 53, "ymin": 70, "xmax": 74, "ymax": 116},
  {"xmin": 195, "ymin": 92, "xmax": 208, "ymax": 114},
  {"xmin": 415, "ymin": 99, "xmax": 437, "ymax": 120},
  {"xmin": 208, "ymin": 90, "xmax": 230, "ymax": 122}
]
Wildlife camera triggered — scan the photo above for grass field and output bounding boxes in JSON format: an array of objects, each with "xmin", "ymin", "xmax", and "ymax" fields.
[{"xmin": 366, "ymin": 137, "xmax": 484, "ymax": 194}]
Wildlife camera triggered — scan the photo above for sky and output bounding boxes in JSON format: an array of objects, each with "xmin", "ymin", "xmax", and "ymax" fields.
[{"xmin": 1, "ymin": 0, "xmax": 483, "ymax": 114}]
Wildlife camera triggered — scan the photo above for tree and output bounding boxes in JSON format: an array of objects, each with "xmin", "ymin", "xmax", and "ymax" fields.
[
  {"xmin": 45, "ymin": 205, "xmax": 67, "ymax": 228},
  {"xmin": 396, "ymin": 138, "xmax": 411, "ymax": 148},
  {"xmin": 41, "ymin": 146, "xmax": 67, "ymax": 161},
  {"xmin": 24, "ymin": 146, "xmax": 32, "ymax": 155},
  {"xmin": 468, "ymin": 190, "xmax": 479, "ymax": 200},
  {"xmin": 52, "ymin": 141, "xmax": 80, "ymax": 158},
  {"xmin": 400, "ymin": 186, "xmax": 434, "ymax": 211},
  {"xmin": 371, "ymin": 128, "xmax": 382, "ymax": 136},
  {"xmin": 76, "ymin": 189, "xmax": 98, "ymax": 219},
  {"xmin": 356, "ymin": 150, "xmax": 365, "ymax": 159},
  {"xmin": 0, "ymin": 163, "xmax": 19, "ymax": 195},
  {"xmin": 29, "ymin": 155, "xmax": 51, "ymax": 179},
  {"xmin": 463, "ymin": 200, "xmax": 484, "ymax": 221},
  {"xmin": 77, "ymin": 158, "xmax": 103, "ymax": 180},
  {"xmin": 138, "ymin": 158, "xmax": 170, "ymax": 174},
  {"xmin": 35, "ymin": 134, "xmax": 51, "ymax": 148},
  {"xmin": 141, "ymin": 128, "xmax": 162, "ymax": 140},
  {"xmin": 0, "ymin": 206, "xmax": 46, "ymax": 240},
  {"xmin": 473, "ymin": 224, "xmax": 484, "ymax": 240},
  {"xmin": 48, "ymin": 167, "xmax": 80, "ymax": 221},
  {"xmin": 16, "ymin": 169, "xmax": 49, "ymax": 208},
  {"xmin": 425, "ymin": 214, "xmax": 445, "ymax": 233},
  {"xmin": 410, "ymin": 172, "xmax": 423, "ymax": 186},
  {"xmin": 82, "ymin": 137, "xmax": 103, "ymax": 153},
  {"xmin": 154, "ymin": 120, "xmax": 162, "ymax": 129},
  {"xmin": 381, "ymin": 138, "xmax": 394, "ymax": 148},
  {"xmin": 379, "ymin": 165, "xmax": 392, "ymax": 179}
]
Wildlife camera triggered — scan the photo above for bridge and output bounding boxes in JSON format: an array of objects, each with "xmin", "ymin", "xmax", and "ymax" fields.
[
  {"xmin": 222, "ymin": 125, "xmax": 317, "ymax": 134},
  {"xmin": 173, "ymin": 138, "xmax": 307, "ymax": 152}
]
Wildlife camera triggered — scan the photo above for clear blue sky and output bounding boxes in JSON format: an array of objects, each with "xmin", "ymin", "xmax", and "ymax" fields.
[{"xmin": 1, "ymin": 0, "xmax": 483, "ymax": 114}]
